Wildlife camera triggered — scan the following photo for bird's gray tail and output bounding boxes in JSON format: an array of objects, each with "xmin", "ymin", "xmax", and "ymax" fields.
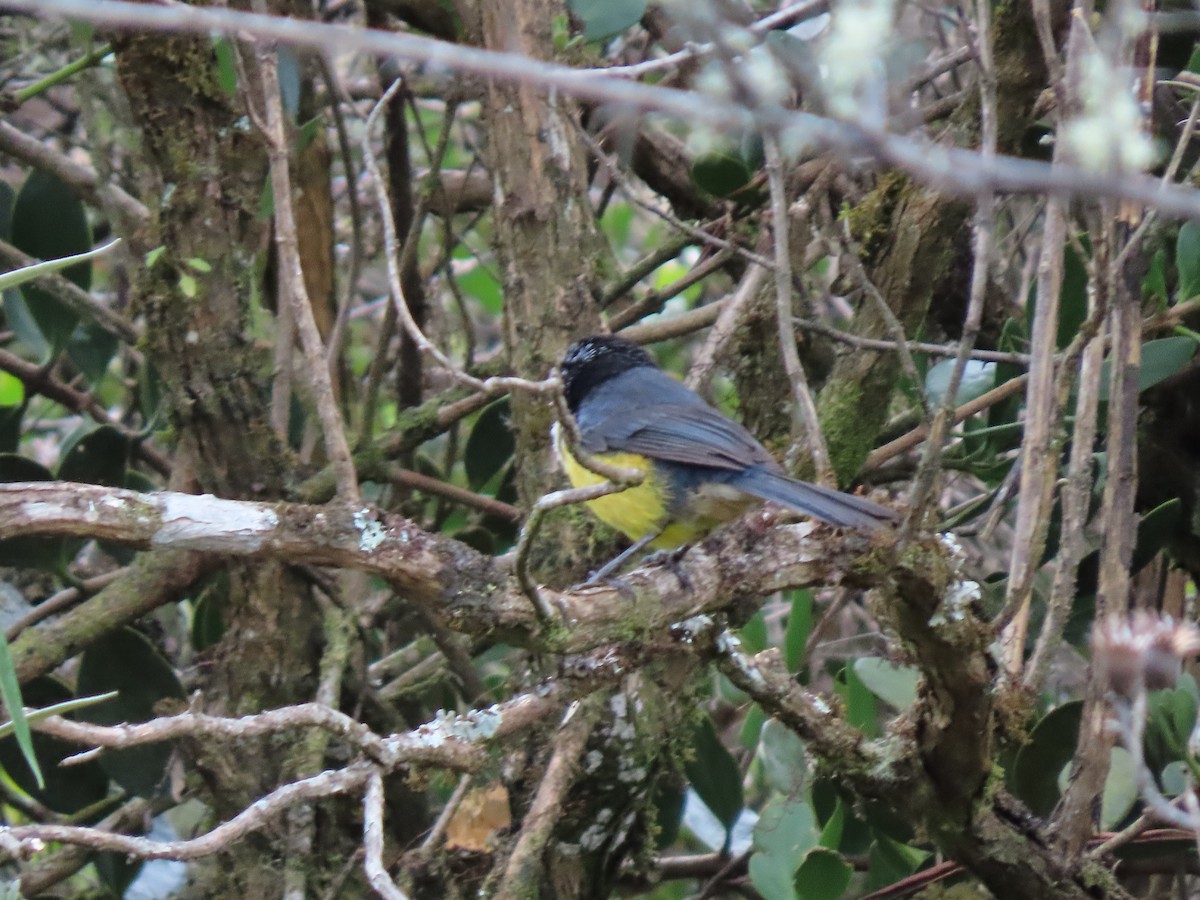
[{"xmin": 737, "ymin": 467, "xmax": 896, "ymax": 530}]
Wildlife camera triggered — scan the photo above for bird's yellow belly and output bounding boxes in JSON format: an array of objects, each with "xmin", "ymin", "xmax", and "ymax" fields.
[
  {"xmin": 556, "ymin": 440, "xmax": 670, "ymax": 542},
  {"xmin": 554, "ymin": 429, "xmax": 753, "ymax": 549}
]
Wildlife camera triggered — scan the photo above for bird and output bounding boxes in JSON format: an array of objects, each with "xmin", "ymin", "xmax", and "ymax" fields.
[{"xmin": 553, "ymin": 334, "xmax": 896, "ymax": 583}]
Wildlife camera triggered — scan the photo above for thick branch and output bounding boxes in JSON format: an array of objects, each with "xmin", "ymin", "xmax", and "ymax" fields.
[{"xmin": 0, "ymin": 481, "xmax": 884, "ymax": 653}]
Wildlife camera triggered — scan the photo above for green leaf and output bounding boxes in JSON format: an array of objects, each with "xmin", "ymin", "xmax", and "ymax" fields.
[
  {"xmin": 1100, "ymin": 747, "xmax": 1138, "ymax": 829},
  {"xmin": 739, "ymin": 702, "xmax": 766, "ymax": 750},
  {"xmin": 11, "ymin": 170, "xmax": 93, "ymax": 357},
  {"xmin": 191, "ymin": 573, "xmax": 229, "ymax": 652},
  {"xmin": 455, "ymin": 256, "xmax": 503, "ymax": 314},
  {"xmin": 0, "ymin": 372, "xmax": 23, "ymax": 408},
  {"xmin": 0, "ymin": 689, "xmax": 118, "ymax": 737},
  {"xmin": 839, "ymin": 663, "xmax": 877, "ymax": 737},
  {"xmin": 566, "ymin": 0, "xmax": 646, "ymax": 40},
  {"xmin": 178, "ymin": 272, "xmax": 197, "ymax": 299},
  {"xmin": 1170, "ymin": 683, "xmax": 1198, "ymax": 745},
  {"xmin": 852, "ymin": 658, "xmax": 920, "ymax": 711},
  {"xmin": 1162, "ymin": 760, "xmax": 1189, "ymax": 795},
  {"xmin": 924, "ymin": 358, "xmax": 995, "ymax": 407},
  {"xmin": 0, "ymin": 238, "xmax": 117, "ymax": 294},
  {"xmin": 1131, "ymin": 499, "xmax": 1182, "ymax": 573},
  {"xmin": 1098, "ymin": 336, "xmax": 1196, "ymax": 402},
  {"xmin": 0, "ymin": 629, "xmax": 41, "ymax": 788},
  {"xmin": 3, "ymin": 292, "xmax": 48, "ymax": 360},
  {"xmin": 0, "ymin": 180, "xmax": 13, "ymax": 240},
  {"xmin": 692, "ymin": 148, "xmax": 754, "ymax": 197},
  {"xmin": 1076, "ymin": 499, "xmax": 1180, "ymax": 602},
  {"xmin": 684, "ymin": 714, "xmax": 744, "ymax": 837},
  {"xmin": 67, "ymin": 319, "xmax": 119, "ymax": 384},
  {"xmin": 58, "ymin": 424, "xmax": 130, "ymax": 487},
  {"xmin": 1012, "ymin": 700, "xmax": 1082, "ymax": 816},
  {"xmin": 212, "ymin": 37, "xmax": 238, "ymax": 96},
  {"xmin": 140, "ymin": 363, "xmax": 168, "ymax": 429},
  {"xmin": 1058, "ymin": 243, "xmax": 1089, "ymax": 348},
  {"xmin": 185, "ymin": 257, "xmax": 212, "ymax": 273},
  {"xmin": 818, "ymin": 799, "xmax": 845, "ymax": 849},
  {"xmin": 740, "ymin": 611, "xmax": 768, "ymax": 654},
  {"xmin": 749, "ymin": 851, "xmax": 798, "ymax": 900},
  {"xmin": 784, "ymin": 590, "xmax": 812, "ymax": 673},
  {"xmin": 750, "ymin": 796, "xmax": 819, "ymax": 900},
  {"xmin": 758, "ymin": 718, "xmax": 807, "ymax": 795},
  {"xmin": 1186, "ymin": 42, "xmax": 1200, "ymax": 75},
  {"xmin": 1144, "ymin": 246, "xmax": 1168, "ymax": 308},
  {"xmin": 795, "ymin": 847, "xmax": 852, "ymax": 900},
  {"xmin": 0, "ymin": 677, "xmax": 109, "ymax": 813},
  {"xmin": 464, "ymin": 399, "xmax": 514, "ymax": 490},
  {"xmin": 1177, "ymin": 220, "xmax": 1200, "ymax": 299},
  {"xmin": 865, "ymin": 832, "xmax": 930, "ymax": 891},
  {"xmin": 76, "ymin": 628, "xmax": 185, "ymax": 797}
]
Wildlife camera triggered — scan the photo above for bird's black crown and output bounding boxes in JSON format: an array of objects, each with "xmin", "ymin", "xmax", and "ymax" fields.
[{"xmin": 560, "ymin": 335, "xmax": 655, "ymax": 413}]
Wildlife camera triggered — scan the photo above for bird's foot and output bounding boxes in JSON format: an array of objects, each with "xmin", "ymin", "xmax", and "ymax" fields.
[
  {"xmin": 643, "ymin": 547, "xmax": 693, "ymax": 592},
  {"xmin": 576, "ymin": 570, "xmax": 637, "ymax": 600}
]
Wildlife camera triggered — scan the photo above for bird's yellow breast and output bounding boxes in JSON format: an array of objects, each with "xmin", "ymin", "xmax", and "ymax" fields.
[
  {"xmin": 553, "ymin": 426, "xmax": 752, "ymax": 549},
  {"xmin": 555, "ymin": 433, "xmax": 669, "ymax": 543}
]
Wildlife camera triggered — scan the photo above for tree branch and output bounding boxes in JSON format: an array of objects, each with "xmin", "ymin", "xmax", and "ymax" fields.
[{"xmin": 10, "ymin": 0, "xmax": 1200, "ymax": 218}]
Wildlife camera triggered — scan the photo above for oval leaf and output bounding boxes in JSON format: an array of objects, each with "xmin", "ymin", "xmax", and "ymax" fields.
[
  {"xmin": 76, "ymin": 628, "xmax": 185, "ymax": 797},
  {"xmin": 0, "ymin": 677, "xmax": 109, "ymax": 813},
  {"xmin": 795, "ymin": 847, "xmax": 853, "ymax": 900},
  {"xmin": 464, "ymin": 399, "xmax": 514, "ymax": 490},
  {"xmin": 0, "ymin": 371, "xmax": 23, "ymax": 408},
  {"xmin": 1098, "ymin": 336, "xmax": 1196, "ymax": 402},
  {"xmin": 924, "ymin": 358, "xmax": 996, "ymax": 407},
  {"xmin": 567, "ymin": 0, "xmax": 646, "ymax": 40},
  {"xmin": 852, "ymin": 657, "xmax": 920, "ymax": 711},
  {"xmin": 684, "ymin": 714, "xmax": 744, "ymax": 836},
  {"xmin": 1177, "ymin": 219, "xmax": 1200, "ymax": 299},
  {"xmin": 11, "ymin": 170, "xmax": 92, "ymax": 356},
  {"xmin": 1012, "ymin": 700, "xmax": 1082, "ymax": 816},
  {"xmin": 692, "ymin": 149, "xmax": 754, "ymax": 198},
  {"xmin": 1100, "ymin": 747, "xmax": 1138, "ymax": 830},
  {"xmin": 58, "ymin": 424, "xmax": 130, "ymax": 487}
]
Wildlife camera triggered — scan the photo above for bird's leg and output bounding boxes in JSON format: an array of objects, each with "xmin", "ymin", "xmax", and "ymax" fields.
[
  {"xmin": 644, "ymin": 546, "xmax": 693, "ymax": 593},
  {"xmin": 583, "ymin": 531, "xmax": 661, "ymax": 588}
]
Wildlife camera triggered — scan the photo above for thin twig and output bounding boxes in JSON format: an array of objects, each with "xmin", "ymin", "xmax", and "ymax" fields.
[
  {"xmin": 596, "ymin": 0, "xmax": 830, "ymax": 79},
  {"xmin": 363, "ymin": 769, "xmax": 409, "ymax": 900},
  {"xmin": 901, "ymin": 0, "xmax": 997, "ymax": 533},
  {"xmin": 685, "ymin": 260, "xmax": 767, "ymax": 393},
  {"xmin": 493, "ymin": 695, "xmax": 604, "ymax": 900},
  {"xmin": 254, "ymin": 33, "xmax": 360, "ymax": 504},
  {"xmin": 13, "ymin": 0, "xmax": 1200, "ymax": 217},
  {"xmin": 381, "ymin": 465, "xmax": 521, "ymax": 522},
  {"xmin": 421, "ymin": 774, "xmax": 471, "ymax": 850},
  {"xmin": 794, "ymin": 316, "xmax": 1032, "ymax": 363},
  {"xmin": 5, "ymin": 570, "xmax": 124, "ymax": 641},
  {"xmin": 0, "ymin": 764, "xmax": 375, "ymax": 863},
  {"xmin": 318, "ymin": 55, "xmax": 364, "ymax": 378},
  {"xmin": 0, "ymin": 120, "xmax": 149, "ymax": 228},
  {"xmin": 765, "ymin": 139, "xmax": 834, "ymax": 485},
  {"xmin": 861, "ymin": 373, "xmax": 1029, "ymax": 470},
  {"xmin": 362, "ymin": 79, "xmax": 557, "ymax": 401},
  {"xmin": 0, "ymin": 238, "xmax": 137, "ymax": 344},
  {"xmin": 609, "ymin": 246, "xmax": 734, "ymax": 331}
]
